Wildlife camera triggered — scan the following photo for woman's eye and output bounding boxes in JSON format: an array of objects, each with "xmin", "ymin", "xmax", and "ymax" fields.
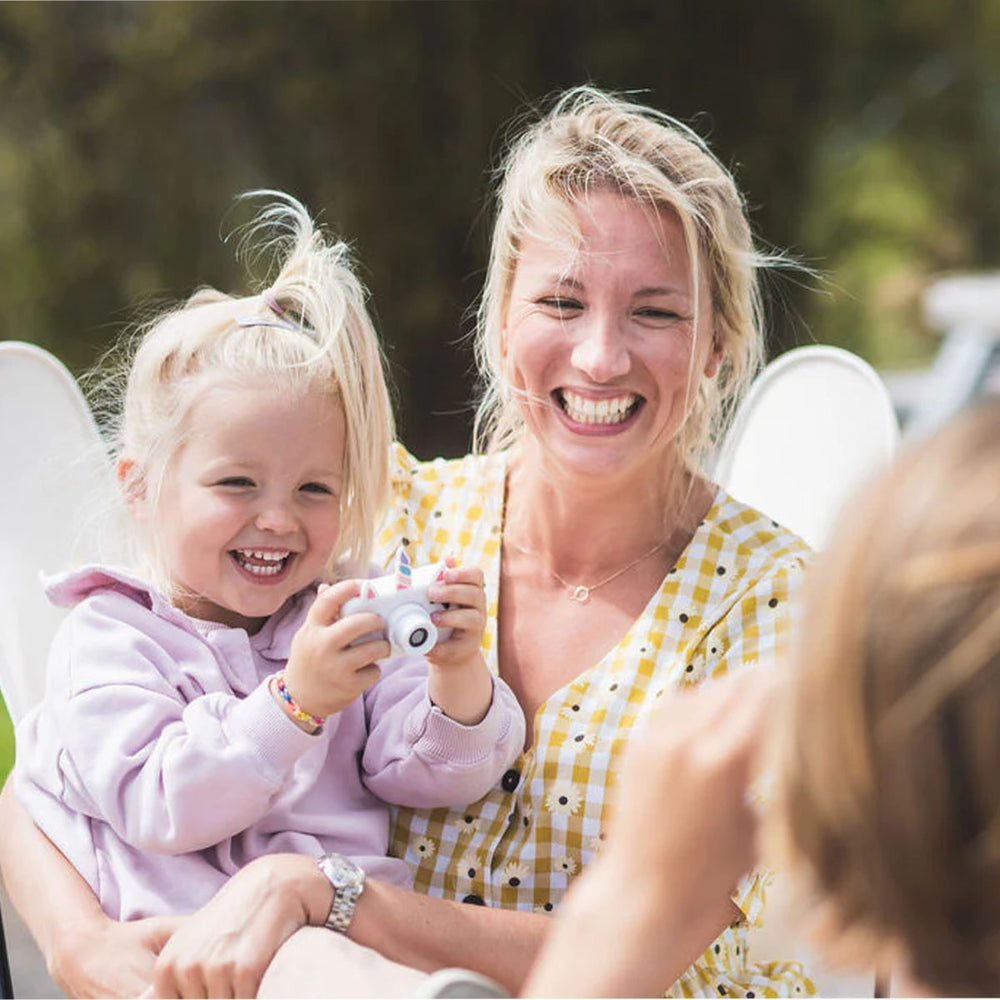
[
  {"xmin": 300, "ymin": 482, "xmax": 334, "ymax": 495},
  {"xmin": 635, "ymin": 307, "xmax": 683, "ymax": 322},
  {"xmin": 538, "ymin": 296, "xmax": 583, "ymax": 314}
]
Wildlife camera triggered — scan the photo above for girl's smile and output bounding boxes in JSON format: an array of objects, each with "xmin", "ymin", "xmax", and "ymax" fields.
[{"xmin": 132, "ymin": 379, "xmax": 346, "ymax": 633}]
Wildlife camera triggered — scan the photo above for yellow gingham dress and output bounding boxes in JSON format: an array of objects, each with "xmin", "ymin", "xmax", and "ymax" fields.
[{"xmin": 377, "ymin": 445, "xmax": 815, "ymax": 998}]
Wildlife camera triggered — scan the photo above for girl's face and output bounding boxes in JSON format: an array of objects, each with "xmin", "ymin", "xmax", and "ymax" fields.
[
  {"xmin": 502, "ymin": 189, "xmax": 720, "ymax": 487},
  {"xmin": 133, "ymin": 380, "xmax": 345, "ymax": 633}
]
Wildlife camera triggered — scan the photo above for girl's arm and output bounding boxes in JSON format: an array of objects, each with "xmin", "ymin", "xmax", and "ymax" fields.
[
  {"xmin": 0, "ymin": 779, "xmax": 180, "ymax": 999},
  {"xmin": 19, "ymin": 594, "xmax": 335, "ymax": 857},
  {"xmin": 359, "ymin": 563, "xmax": 525, "ymax": 809}
]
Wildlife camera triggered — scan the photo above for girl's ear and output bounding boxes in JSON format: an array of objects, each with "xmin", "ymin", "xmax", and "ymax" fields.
[{"xmin": 117, "ymin": 458, "xmax": 148, "ymax": 516}]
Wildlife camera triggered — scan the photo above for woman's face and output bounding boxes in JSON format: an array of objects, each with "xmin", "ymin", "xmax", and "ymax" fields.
[{"xmin": 502, "ymin": 189, "xmax": 720, "ymax": 486}]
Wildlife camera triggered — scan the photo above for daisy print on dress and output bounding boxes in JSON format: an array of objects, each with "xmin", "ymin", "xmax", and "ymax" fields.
[
  {"xmin": 500, "ymin": 860, "xmax": 532, "ymax": 889},
  {"xmin": 412, "ymin": 836, "xmax": 437, "ymax": 862},
  {"xmin": 565, "ymin": 724, "xmax": 598, "ymax": 751},
  {"xmin": 455, "ymin": 813, "xmax": 482, "ymax": 836},
  {"xmin": 545, "ymin": 779, "xmax": 583, "ymax": 816},
  {"xmin": 553, "ymin": 854, "xmax": 578, "ymax": 876},
  {"xmin": 457, "ymin": 848, "xmax": 481, "ymax": 881}
]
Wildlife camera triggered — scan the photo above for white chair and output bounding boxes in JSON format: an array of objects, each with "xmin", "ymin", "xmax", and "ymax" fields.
[
  {"xmin": 0, "ymin": 341, "xmax": 125, "ymax": 726},
  {"xmin": 714, "ymin": 344, "xmax": 900, "ymax": 550},
  {"xmin": 716, "ymin": 344, "xmax": 900, "ymax": 997}
]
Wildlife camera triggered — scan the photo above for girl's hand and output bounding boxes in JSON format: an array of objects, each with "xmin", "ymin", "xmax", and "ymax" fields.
[
  {"xmin": 426, "ymin": 561, "xmax": 488, "ymax": 671},
  {"xmin": 424, "ymin": 561, "xmax": 494, "ymax": 725},
  {"xmin": 282, "ymin": 580, "xmax": 392, "ymax": 723}
]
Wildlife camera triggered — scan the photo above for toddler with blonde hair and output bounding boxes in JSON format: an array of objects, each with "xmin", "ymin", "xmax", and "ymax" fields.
[{"xmin": 14, "ymin": 193, "xmax": 524, "ymax": 921}]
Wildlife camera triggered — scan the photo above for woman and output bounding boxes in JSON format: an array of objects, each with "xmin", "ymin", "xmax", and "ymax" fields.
[
  {"xmin": 531, "ymin": 400, "xmax": 1000, "ymax": 997},
  {"xmin": 0, "ymin": 86, "xmax": 810, "ymax": 998}
]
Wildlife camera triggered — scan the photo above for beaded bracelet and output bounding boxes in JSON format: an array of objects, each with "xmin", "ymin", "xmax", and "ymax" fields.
[{"xmin": 274, "ymin": 672, "xmax": 326, "ymax": 732}]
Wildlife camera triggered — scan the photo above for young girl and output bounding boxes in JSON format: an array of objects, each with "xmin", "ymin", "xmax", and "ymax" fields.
[{"xmin": 14, "ymin": 193, "xmax": 524, "ymax": 923}]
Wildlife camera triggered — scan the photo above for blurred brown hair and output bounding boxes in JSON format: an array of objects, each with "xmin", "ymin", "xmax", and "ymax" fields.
[{"xmin": 773, "ymin": 399, "xmax": 1000, "ymax": 995}]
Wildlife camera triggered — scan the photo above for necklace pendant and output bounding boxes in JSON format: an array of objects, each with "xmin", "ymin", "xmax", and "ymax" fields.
[{"xmin": 569, "ymin": 585, "xmax": 591, "ymax": 604}]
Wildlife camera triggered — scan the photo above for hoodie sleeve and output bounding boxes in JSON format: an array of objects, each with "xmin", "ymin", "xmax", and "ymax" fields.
[
  {"xmin": 15, "ymin": 591, "xmax": 326, "ymax": 856},
  {"xmin": 359, "ymin": 656, "xmax": 525, "ymax": 809}
]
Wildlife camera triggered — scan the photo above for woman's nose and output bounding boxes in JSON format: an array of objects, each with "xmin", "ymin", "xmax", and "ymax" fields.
[{"xmin": 570, "ymin": 313, "xmax": 631, "ymax": 382}]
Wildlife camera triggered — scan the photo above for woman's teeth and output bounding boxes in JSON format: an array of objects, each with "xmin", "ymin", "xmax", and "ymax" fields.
[
  {"xmin": 233, "ymin": 550, "xmax": 290, "ymax": 576},
  {"xmin": 559, "ymin": 389, "xmax": 639, "ymax": 425}
]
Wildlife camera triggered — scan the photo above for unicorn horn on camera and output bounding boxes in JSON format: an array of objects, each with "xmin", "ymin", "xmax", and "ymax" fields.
[{"xmin": 394, "ymin": 546, "xmax": 413, "ymax": 590}]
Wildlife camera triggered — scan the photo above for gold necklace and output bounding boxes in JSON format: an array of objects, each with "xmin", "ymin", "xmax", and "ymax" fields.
[{"xmin": 507, "ymin": 536, "xmax": 666, "ymax": 604}]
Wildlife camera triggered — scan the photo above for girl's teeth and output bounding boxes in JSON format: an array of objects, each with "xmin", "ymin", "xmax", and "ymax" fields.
[
  {"xmin": 560, "ymin": 390, "xmax": 637, "ymax": 425},
  {"xmin": 234, "ymin": 550, "xmax": 290, "ymax": 575}
]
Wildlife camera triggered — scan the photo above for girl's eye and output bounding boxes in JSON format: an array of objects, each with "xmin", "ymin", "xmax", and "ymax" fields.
[
  {"xmin": 300, "ymin": 482, "xmax": 334, "ymax": 495},
  {"xmin": 216, "ymin": 477, "xmax": 255, "ymax": 489}
]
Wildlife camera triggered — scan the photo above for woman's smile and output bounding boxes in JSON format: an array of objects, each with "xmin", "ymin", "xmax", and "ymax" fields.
[{"xmin": 503, "ymin": 188, "xmax": 717, "ymax": 483}]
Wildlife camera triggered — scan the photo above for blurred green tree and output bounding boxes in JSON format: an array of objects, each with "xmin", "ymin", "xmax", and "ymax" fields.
[{"xmin": 0, "ymin": 0, "xmax": 997, "ymax": 457}]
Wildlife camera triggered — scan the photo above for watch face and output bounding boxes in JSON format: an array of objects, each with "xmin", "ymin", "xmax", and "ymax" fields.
[{"xmin": 321, "ymin": 854, "xmax": 363, "ymax": 889}]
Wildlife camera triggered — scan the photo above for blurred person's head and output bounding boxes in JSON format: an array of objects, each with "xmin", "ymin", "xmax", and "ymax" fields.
[
  {"xmin": 473, "ymin": 85, "xmax": 781, "ymax": 484},
  {"xmin": 772, "ymin": 400, "xmax": 1000, "ymax": 996}
]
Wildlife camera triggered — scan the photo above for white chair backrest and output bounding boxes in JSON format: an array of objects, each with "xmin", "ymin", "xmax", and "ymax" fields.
[
  {"xmin": 0, "ymin": 342, "xmax": 125, "ymax": 724},
  {"xmin": 714, "ymin": 345, "xmax": 900, "ymax": 550},
  {"xmin": 717, "ymin": 345, "xmax": 899, "ymax": 996}
]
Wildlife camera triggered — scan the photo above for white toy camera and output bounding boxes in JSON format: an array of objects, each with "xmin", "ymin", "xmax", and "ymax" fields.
[{"xmin": 343, "ymin": 560, "xmax": 452, "ymax": 657}]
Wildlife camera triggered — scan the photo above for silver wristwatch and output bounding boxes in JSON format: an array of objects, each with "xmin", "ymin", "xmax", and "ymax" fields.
[{"xmin": 317, "ymin": 853, "xmax": 365, "ymax": 934}]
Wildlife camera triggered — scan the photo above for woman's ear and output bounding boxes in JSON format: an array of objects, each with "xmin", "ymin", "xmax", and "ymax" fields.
[
  {"xmin": 704, "ymin": 335, "xmax": 723, "ymax": 378},
  {"xmin": 117, "ymin": 457, "xmax": 148, "ymax": 516}
]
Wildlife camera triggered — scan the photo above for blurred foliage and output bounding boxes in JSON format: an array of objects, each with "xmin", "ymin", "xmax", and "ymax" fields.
[
  {"xmin": 0, "ymin": 0, "xmax": 998, "ymax": 460},
  {"xmin": 0, "ymin": 699, "xmax": 10, "ymax": 785}
]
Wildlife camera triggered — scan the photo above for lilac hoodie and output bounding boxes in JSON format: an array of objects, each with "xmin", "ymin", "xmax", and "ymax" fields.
[{"xmin": 15, "ymin": 566, "xmax": 524, "ymax": 920}]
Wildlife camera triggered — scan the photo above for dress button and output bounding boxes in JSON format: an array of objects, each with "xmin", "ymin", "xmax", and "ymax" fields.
[
  {"xmin": 501, "ymin": 769, "xmax": 520, "ymax": 792},
  {"xmin": 462, "ymin": 893, "xmax": 486, "ymax": 906}
]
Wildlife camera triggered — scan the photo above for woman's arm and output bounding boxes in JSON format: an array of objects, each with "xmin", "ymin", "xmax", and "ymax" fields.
[
  {"xmin": 151, "ymin": 853, "xmax": 550, "ymax": 998},
  {"xmin": 0, "ymin": 778, "xmax": 179, "ymax": 999},
  {"xmin": 524, "ymin": 672, "xmax": 773, "ymax": 997}
]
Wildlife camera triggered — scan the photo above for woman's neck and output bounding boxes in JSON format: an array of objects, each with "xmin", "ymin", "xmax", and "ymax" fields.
[{"xmin": 504, "ymin": 448, "xmax": 712, "ymax": 580}]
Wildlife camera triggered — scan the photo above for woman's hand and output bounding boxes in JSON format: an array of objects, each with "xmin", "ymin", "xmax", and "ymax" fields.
[
  {"xmin": 149, "ymin": 853, "xmax": 330, "ymax": 999},
  {"xmin": 281, "ymin": 580, "xmax": 392, "ymax": 724},
  {"xmin": 425, "ymin": 561, "xmax": 494, "ymax": 724},
  {"xmin": 48, "ymin": 913, "xmax": 179, "ymax": 999}
]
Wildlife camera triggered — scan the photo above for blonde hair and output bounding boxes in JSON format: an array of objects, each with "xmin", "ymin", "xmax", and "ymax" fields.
[
  {"xmin": 474, "ymin": 86, "xmax": 778, "ymax": 469},
  {"xmin": 772, "ymin": 400, "xmax": 1000, "ymax": 995},
  {"xmin": 100, "ymin": 191, "xmax": 393, "ymax": 586}
]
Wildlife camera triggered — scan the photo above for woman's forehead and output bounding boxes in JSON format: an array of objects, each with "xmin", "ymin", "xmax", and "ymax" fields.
[{"xmin": 514, "ymin": 192, "xmax": 696, "ymax": 291}]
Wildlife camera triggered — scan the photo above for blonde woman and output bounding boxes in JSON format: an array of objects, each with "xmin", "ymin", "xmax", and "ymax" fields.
[{"xmin": 0, "ymin": 88, "xmax": 810, "ymax": 998}]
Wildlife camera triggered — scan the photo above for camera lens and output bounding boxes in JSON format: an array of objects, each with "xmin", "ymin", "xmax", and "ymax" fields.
[{"xmin": 388, "ymin": 603, "xmax": 438, "ymax": 656}]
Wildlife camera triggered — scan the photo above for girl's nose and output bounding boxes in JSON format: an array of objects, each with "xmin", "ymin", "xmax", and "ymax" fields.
[
  {"xmin": 255, "ymin": 503, "xmax": 297, "ymax": 534},
  {"xmin": 570, "ymin": 313, "xmax": 631, "ymax": 382}
]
